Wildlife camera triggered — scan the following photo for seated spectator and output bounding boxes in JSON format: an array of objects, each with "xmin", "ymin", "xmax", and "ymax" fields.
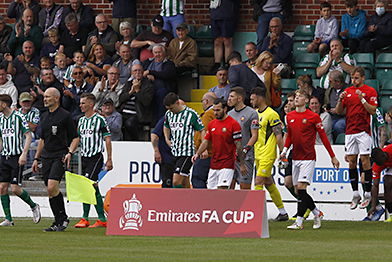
[
  {"xmin": 359, "ymin": 0, "xmax": 392, "ymax": 52},
  {"xmin": 142, "ymin": 45, "xmax": 176, "ymax": 119},
  {"xmin": 244, "ymin": 42, "xmax": 258, "ymax": 68},
  {"xmin": 38, "ymin": 0, "xmax": 64, "ymax": 37},
  {"xmin": 259, "ymin": 17, "xmax": 293, "ymax": 76},
  {"xmin": 61, "ymin": 0, "xmax": 94, "ymax": 32},
  {"xmin": 323, "ymin": 70, "xmax": 346, "ymax": 138},
  {"xmin": 7, "ymin": 0, "xmax": 40, "ymax": 26},
  {"xmin": 251, "ymin": 51, "xmax": 282, "ymax": 107},
  {"xmin": 119, "ymin": 63, "xmax": 154, "ymax": 141},
  {"xmin": 167, "ymin": 23, "xmax": 197, "ymax": 74},
  {"xmin": 108, "ymin": 0, "xmax": 137, "ymax": 33},
  {"xmin": 33, "ymin": 68, "xmax": 63, "ymax": 111},
  {"xmin": 86, "ymin": 43, "xmax": 113, "ymax": 79},
  {"xmin": 63, "ymin": 51, "xmax": 90, "ymax": 86},
  {"xmin": 316, "ymin": 39, "xmax": 356, "ymax": 89},
  {"xmin": 339, "ymin": 0, "xmax": 366, "ymax": 54},
  {"xmin": 101, "ymin": 98, "xmax": 123, "ymax": 141},
  {"xmin": 62, "ymin": 65, "xmax": 94, "ymax": 121},
  {"xmin": 115, "ymin": 22, "xmax": 134, "ymax": 52},
  {"xmin": 385, "ymin": 106, "xmax": 392, "ymax": 143},
  {"xmin": 60, "ymin": 13, "xmax": 89, "ymax": 59},
  {"xmin": 131, "ymin": 15, "xmax": 173, "ymax": 62},
  {"xmin": 307, "ymin": 2, "xmax": 338, "ymax": 56},
  {"xmin": 297, "ymin": 74, "xmax": 325, "ymax": 104},
  {"xmin": 0, "ymin": 65, "xmax": 18, "ymax": 108},
  {"xmin": 53, "ymin": 53, "xmax": 67, "ymax": 83},
  {"xmin": 113, "ymin": 44, "xmax": 140, "ymax": 84},
  {"xmin": 84, "ymin": 14, "xmax": 119, "ymax": 57},
  {"xmin": 0, "ymin": 16, "xmax": 12, "ymax": 55},
  {"xmin": 40, "ymin": 28, "xmax": 61, "ymax": 64},
  {"xmin": 8, "ymin": 8, "xmax": 43, "ymax": 56},
  {"xmin": 209, "ymin": 66, "xmax": 231, "ymax": 101},
  {"xmin": 309, "ymin": 95, "xmax": 333, "ymax": 144},
  {"xmin": 5, "ymin": 40, "xmax": 40, "ymax": 94},
  {"xmin": 227, "ymin": 51, "xmax": 265, "ymax": 103},
  {"xmin": 92, "ymin": 66, "xmax": 124, "ymax": 110}
]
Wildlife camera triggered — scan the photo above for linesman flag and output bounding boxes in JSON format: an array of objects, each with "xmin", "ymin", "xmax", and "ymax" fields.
[{"xmin": 65, "ymin": 171, "xmax": 97, "ymax": 205}]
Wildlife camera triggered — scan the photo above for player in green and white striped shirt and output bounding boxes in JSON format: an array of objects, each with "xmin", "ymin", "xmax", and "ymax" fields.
[
  {"xmin": 74, "ymin": 93, "xmax": 113, "ymax": 228},
  {"xmin": 160, "ymin": 0, "xmax": 185, "ymax": 37},
  {"xmin": 0, "ymin": 94, "xmax": 41, "ymax": 226},
  {"xmin": 163, "ymin": 93, "xmax": 204, "ymax": 188}
]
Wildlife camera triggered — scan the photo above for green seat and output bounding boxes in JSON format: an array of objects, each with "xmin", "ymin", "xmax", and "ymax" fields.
[
  {"xmin": 294, "ymin": 53, "xmax": 320, "ymax": 68},
  {"xmin": 380, "ymin": 94, "xmax": 392, "ymax": 113},
  {"xmin": 294, "ymin": 68, "xmax": 317, "ymax": 78},
  {"xmin": 195, "ymin": 25, "xmax": 213, "ymax": 39},
  {"xmin": 281, "ymin": 79, "xmax": 297, "ymax": 95},
  {"xmin": 293, "ymin": 41, "xmax": 310, "ymax": 54},
  {"xmin": 335, "ymin": 133, "xmax": 345, "ymax": 145},
  {"xmin": 186, "ymin": 25, "xmax": 196, "ymax": 38},
  {"xmin": 313, "ymin": 79, "xmax": 320, "ymax": 88},
  {"xmin": 364, "ymin": 79, "xmax": 379, "ymax": 93},
  {"xmin": 376, "ymin": 68, "xmax": 392, "ymax": 86},
  {"xmin": 195, "ymin": 25, "xmax": 213, "ymax": 57},
  {"xmin": 293, "ymin": 25, "xmax": 315, "ymax": 42},
  {"xmin": 353, "ymin": 53, "xmax": 374, "ymax": 68},
  {"xmin": 135, "ymin": 24, "xmax": 147, "ymax": 36},
  {"xmin": 375, "ymin": 53, "xmax": 392, "ymax": 69}
]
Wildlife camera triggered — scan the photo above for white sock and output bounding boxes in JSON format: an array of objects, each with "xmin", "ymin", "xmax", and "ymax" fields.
[
  {"xmin": 364, "ymin": 191, "xmax": 371, "ymax": 199},
  {"xmin": 312, "ymin": 208, "xmax": 320, "ymax": 217},
  {"xmin": 278, "ymin": 208, "xmax": 287, "ymax": 215},
  {"xmin": 353, "ymin": 191, "xmax": 360, "ymax": 197},
  {"xmin": 296, "ymin": 216, "xmax": 304, "ymax": 226}
]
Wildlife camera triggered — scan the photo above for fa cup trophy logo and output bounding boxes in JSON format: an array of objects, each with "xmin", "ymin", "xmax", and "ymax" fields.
[{"xmin": 119, "ymin": 194, "xmax": 143, "ymax": 230}]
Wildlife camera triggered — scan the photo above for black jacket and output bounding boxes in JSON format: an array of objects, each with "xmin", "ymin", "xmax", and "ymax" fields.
[
  {"xmin": 61, "ymin": 4, "xmax": 95, "ymax": 32},
  {"xmin": 142, "ymin": 58, "xmax": 177, "ymax": 93}
]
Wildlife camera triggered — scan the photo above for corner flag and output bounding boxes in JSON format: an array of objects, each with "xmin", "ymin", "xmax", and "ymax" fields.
[{"xmin": 65, "ymin": 171, "xmax": 97, "ymax": 205}]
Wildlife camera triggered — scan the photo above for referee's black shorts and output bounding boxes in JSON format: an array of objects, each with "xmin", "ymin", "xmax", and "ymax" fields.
[
  {"xmin": 82, "ymin": 153, "xmax": 104, "ymax": 182},
  {"xmin": 0, "ymin": 155, "xmax": 22, "ymax": 185},
  {"xmin": 42, "ymin": 156, "xmax": 66, "ymax": 186}
]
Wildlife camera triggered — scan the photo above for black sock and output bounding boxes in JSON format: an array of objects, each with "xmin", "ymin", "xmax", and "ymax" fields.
[
  {"xmin": 49, "ymin": 195, "xmax": 61, "ymax": 224},
  {"xmin": 56, "ymin": 192, "xmax": 68, "ymax": 222},
  {"xmin": 50, "ymin": 192, "xmax": 67, "ymax": 224},
  {"xmin": 349, "ymin": 168, "xmax": 359, "ymax": 191},
  {"xmin": 386, "ymin": 202, "xmax": 392, "ymax": 213},
  {"xmin": 303, "ymin": 191, "xmax": 316, "ymax": 211},
  {"xmin": 363, "ymin": 169, "xmax": 373, "ymax": 192},
  {"xmin": 297, "ymin": 189, "xmax": 308, "ymax": 217}
]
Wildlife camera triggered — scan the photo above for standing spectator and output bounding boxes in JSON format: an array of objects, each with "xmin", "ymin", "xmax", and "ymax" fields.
[
  {"xmin": 0, "ymin": 16, "xmax": 12, "ymax": 55},
  {"xmin": 63, "ymin": 51, "xmax": 89, "ymax": 86},
  {"xmin": 84, "ymin": 14, "xmax": 119, "ymax": 57},
  {"xmin": 92, "ymin": 66, "xmax": 124, "ymax": 110},
  {"xmin": 309, "ymin": 96, "xmax": 333, "ymax": 144},
  {"xmin": 0, "ymin": 65, "xmax": 18, "ymax": 109},
  {"xmin": 38, "ymin": 0, "xmax": 64, "ymax": 37},
  {"xmin": 113, "ymin": 44, "xmax": 139, "ymax": 84},
  {"xmin": 53, "ymin": 53, "xmax": 67, "ymax": 83},
  {"xmin": 101, "ymin": 98, "xmax": 123, "ymax": 141},
  {"xmin": 60, "ymin": 13, "xmax": 89, "ymax": 59},
  {"xmin": 339, "ymin": 0, "xmax": 366, "ymax": 54},
  {"xmin": 210, "ymin": 0, "xmax": 240, "ymax": 70},
  {"xmin": 8, "ymin": 9, "xmax": 43, "ymax": 56},
  {"xmin": 61, "ymin": 0, "xmax": 94, "ymax": 33},
  {"xmin": 209, "ymin": 66, "xmax": 231, "ymax": 101},
  {"xmin": 7, "ymin": 0, "xmax": 40, "ymax": 26},
  {"xmin": 107, "ymin": 0, "xmax": 137, "ymax": 33},
  {"xmin": 86, "ymin": 43, "xmax": 113, "ymax": 79},
  {"xmin": 161, "ymin": 0, "xmax": 185, "ymax": 38},
  {"xmin": 244, "ymin": 42, "xmax": 258, "ymax": 68}
]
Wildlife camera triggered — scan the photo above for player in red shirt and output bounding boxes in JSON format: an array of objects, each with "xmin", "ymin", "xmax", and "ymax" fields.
[
  {"xmin": 192, "ymin": 98, "xmax": 246, "ymax": 189},
  {"xmin": 335, "ymin": 67, "xmax": 378, "ymax": 210},
  {"xmin": 282, "ymin": 90, "xmax": 339, "ymax": 230},
  {"xmin": 369, "ymin": 146, "xmax": 392, "ymax": 222}
]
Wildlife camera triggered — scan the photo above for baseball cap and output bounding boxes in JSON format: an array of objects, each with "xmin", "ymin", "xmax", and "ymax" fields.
[
  {"xmin": 176, "ymin": 23, "xmax": 187, "ymax": 30},
  {"xmin": 19, "ymin": 92, "xmax": 33, "ymax": 102},
  {"xmin": 151, "ymin": 15, "xmax": 164, "ymax": 28},
  {"xmin": 102, "ymin": 98, "xmax": 114, "ymax": 105}
]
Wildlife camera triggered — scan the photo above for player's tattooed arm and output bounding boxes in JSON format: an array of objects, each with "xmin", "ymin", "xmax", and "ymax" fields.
[{"xmin": 272, "ymin": 124, "xmax": 284, "ymax": 152}]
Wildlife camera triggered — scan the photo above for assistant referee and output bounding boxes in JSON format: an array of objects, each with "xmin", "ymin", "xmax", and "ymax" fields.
[{"xmin": 32, "ymin": 88, "xmax": 79, "ymax": 232}]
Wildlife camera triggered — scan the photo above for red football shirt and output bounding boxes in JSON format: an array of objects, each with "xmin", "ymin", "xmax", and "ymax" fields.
[
  {"xmin": 342, "ymin": 84, "xmax": 378, "ymax": 135},
  {"xmin": 285, "ymin": 109, "xmax": 335, "ymax": 160},
  {"xmin": 205, "ymin": 116, "xmax": 242, "ymax": 169},
  {"xmin": 372, "ymin": 144, "xmax": 392, "ymax": 180}
]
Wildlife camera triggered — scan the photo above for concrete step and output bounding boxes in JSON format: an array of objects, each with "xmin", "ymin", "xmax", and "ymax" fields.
[
  {"xmin": 20, "ymin": 180, "xmax": 67, "ymax": 196},
  {"xmin": 187, "ymin": 102, "xmax": 203, "ymax": 115},
  {"xmin": 191, "ymin": 89, "xmax": 207, "ymax": 103},
  {"xmin": 199, "ymin": 75, "xmax": 218, "ymax": 90}
]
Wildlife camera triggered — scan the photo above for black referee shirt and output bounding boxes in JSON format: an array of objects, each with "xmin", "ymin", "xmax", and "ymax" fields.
[{"xmin": 38, "ymin": 106, "xmax": 78, "ymax": 158}]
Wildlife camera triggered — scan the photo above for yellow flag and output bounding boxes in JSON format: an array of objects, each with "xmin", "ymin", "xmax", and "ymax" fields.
[{"xmin": 65, "ymin": 171, "xmax": 97, "ymax": 205}]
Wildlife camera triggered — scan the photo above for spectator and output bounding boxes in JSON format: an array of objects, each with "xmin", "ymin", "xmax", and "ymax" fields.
[
  {"xmin": 167, "ymin": 23, "xmax": 197, "ymax": 74},
  {"xmin": 251, "ymin": 51, "xmax": 282, "ymax": 107},
  {"xmin": 259, "ymin": 17, "xmax": 293, "ymax": 74},
  {"xmin": 0, "ymin": 16, "xmax": 12, "ymax": 55},
  {"xmin": 5, "ymin": 40, "xmax": 40, "ymax": 94},
  {"xmin": 131, "ymin": 15, "xmax": 173, "ymax": 62},
  {"xmin": 7, "ymin": 0, "xmax": 40, "ymax": 26},
  {"xmin": 8, "ymin": 8, "xmax": 43, "ymax": 56},
  {"xmin": 252, "ymin": 0, "xmax": 293, "ymax": 50},
  {"xmin": 38, "ymin": 0, "xmax": 64, "ymax": 37},
  {"xmin": 359, "ymin": 0, "xmax": 392, "ymax": 52},
  {"xmin": 161, "ymin": 0, "xmax": 185, "ymax": 38},
  {"xmin": 297, "ymin": 74, "xmax": 325, "ymax": 104},
  {"xmin": 63, "ymin": 51, "xmax": 90, "ymax": 86},
  {"xmin": 244, "ymin": 42, "xmax": 258, "ymax": 68},
  {"xmin": 33, "ymin": 68, "xmax": 63, "ymax": 111},
  {"xmin": 385, "ymin": 107, "xmax": 392, "ymax": 143},
  {"xmin": 53, "ymin": 53, "xmax": 67, "ymax": 83},
  {"xmin": 113, "ymin": 44, "xmax": 140, "ymax": 84},
  {"xmin": 92, "ymin": 66, "xmax": 124, "ymax": 110},
  {"xmin": 18, "ymin": 92, "xmax": 40, "ymax": 133},
  {"xmin": 142, "ymin": 45, "xmax": 176, "ymax": 119},
  {"xmin": 119, "ymin": 63, "xmax": 154, "ymax": 141},
  {"xmin": 115, "ymin": 22, "xmax": 134, "ymax": 52},
  {"xmin": 309, "ymin": 96, "xmax": 333, "ymax": 144},
  {"xmin": 62, "ymin": 65, "xmax": 94, "ymax": 121},
  {"xmin": 316, "ymin": 39, "xmax": 356, "ymax": 89},
  {"xmin": 107, "ymin": 0, "xmax": 137, "ymax": 33},
  {"xmin": 101, "ymin": 98, "xmax": 123, "ymax": 141},
  {"xmin": 307, "ymin": 2, "xmax": 338, "ymax": 56},
  {"xmin": 0, "ymin": 65, "xmax": 18, "ymax": 109},
  {"xmin": 60, "ymin": 13, "xmax": 89, "ymax": 59},
  {"xmin": 210, "ymin": 0, "xmax": 240, "ymax": 70},
  {"xmin": 84, "ymin": 14, "xmax": 119, "ymax": 57},
  {"xmin": 324, "ymin": 70, "xmax": 346, "ymax": 138},
  {"xmin": 340, "ymin": 0, "xmax": 366, "ymax": 54},
  {"xmin": 61, "ymin": 0, "xmax": 94, "ymax": 33},
  {"xmin": 86, "ymin": 43, "xmax": 113, "ymax": 79},
  {"xmin": 40, "ymin": 28, "xmax": 61, "ymax": 64},
  {"xmin": 209, "ymin": 66, "xmax": 231, "ymax": 101}
]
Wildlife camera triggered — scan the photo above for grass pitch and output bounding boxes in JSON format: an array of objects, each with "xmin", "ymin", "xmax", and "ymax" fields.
[{"xmin": 1, "ymin": 219, "xmax": 391, "ymax": 262}]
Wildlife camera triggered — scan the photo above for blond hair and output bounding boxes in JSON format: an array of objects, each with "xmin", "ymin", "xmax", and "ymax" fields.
[{"xmin": 255, "ymin": 51, "xmax": 273, "ymax": 68}]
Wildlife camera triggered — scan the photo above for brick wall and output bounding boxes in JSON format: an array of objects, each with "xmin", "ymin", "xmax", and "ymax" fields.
[{"xmin": 0, "ymin": 0, "xmax": 378, "ymax": 32}]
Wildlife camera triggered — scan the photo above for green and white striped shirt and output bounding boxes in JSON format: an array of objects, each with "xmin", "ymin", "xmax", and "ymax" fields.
[
  {"xmin": 371, "ymin": 107, "xmax": 386, "ymax": 149},
  {"xmin": 319, "ymin": 53, "xmax": 356, "ymax": 89},
  {"xmin": 160, "ymin": 0, "xmax": 184, "ymax": 17},
  {"xmin": 0, "ymin": 111, "xmax": 29, "ymax": 156},
  {"xmin": 164, "ymin": 106, "xmax": 204, "ymax": 157},
  {"xmin": 20, "ymin": 107, "xmax": 40, "ymax": 125},
  {"xmin": 78, "ymin": 113, "xmax": 111, "ymax": 157}
]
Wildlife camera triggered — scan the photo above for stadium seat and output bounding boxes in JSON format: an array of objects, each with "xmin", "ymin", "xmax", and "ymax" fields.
[
  {"xmin": 380, "ymin": 94, "xmax": 392, "ymax": 113},
  {"xmin": 186, "ymin": 24, "xmax": 196, "ymax": 38},
  {"xmin": 199, "ymin": 75, "xmax": 218, "ymax": 89},
  {"xmin": 293, "ymin": 25, "xmax": 315, "ymax": 42},
  {"xmin": 335, "ymin": 133, "xmax": 345, "ymax": 145},
  {"xmin": 353, "ymin": 53, "xmax": 374, "ymax": 68},
  {"xmin": 191, "ymin": 89, "xmax": 206, "ymax": 102},
  {"xmin": 293, "ymin": 53, "xmax": 320, "ymax": 68},
  {"xmin": 375, "ymin": 53, "xmax": 392, "ymax": 68},
  {"xmin": 135, "ymin": 24, "xmax": 147, "ymax": 36},
  {"xmin": 294, "ymin": 68, "xmax": 317, "ymax": 79},
  {"xmin": 281, "ymin": 79, "xmax": 297, "ymax": 95},
  {"xmin": 187, "ymin": 102, "xmax": 203, "ymax": 115},
  {"xmin": 364, "ymin": 79, "xmax": 379, "ymax": 93},
  {"xmin": 313, "ymin": 79, "xmax": 320, "ymax": 88},
  {"xmin": 381, "ymin": 79, "xmax": 392, "ymax": 95},
  {"xmin": 293, "ymin": 41, "xmax": 309, "ymax": 55},
  {"xmin": 376, "ymin": 68, "xmax": 392, "ymax": 86},
  {"xmin": 195, "ymin": 25, "xmax": 214, "ymax": 57}
]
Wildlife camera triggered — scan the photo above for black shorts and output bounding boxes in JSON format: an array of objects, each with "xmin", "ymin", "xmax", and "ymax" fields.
[
  {"xmin": 174, "ymin": 156, "xmax": 193, "ymax": 177},
  {"xmin": 42, "ymin": 157, "xmax": 66, "ymax": 185},
  {"xmin": 82, "ymin": 153, "xmax": 104, "ymax": 182},
  {"xmin": 211, "ymin": 19, "xmax": 237, "ymax": 38},
  {"xmin": 0, "ymin": 155, "xmax": 22, "ymax": 185},
  {"xmin": 283, "ymin": 151, "xmax": 293, "ymax": 177}
]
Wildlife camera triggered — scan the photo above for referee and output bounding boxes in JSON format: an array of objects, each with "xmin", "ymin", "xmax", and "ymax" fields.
[{"xmin": 32, "ymin": 88, "xmax": 79, "ymax": 232}]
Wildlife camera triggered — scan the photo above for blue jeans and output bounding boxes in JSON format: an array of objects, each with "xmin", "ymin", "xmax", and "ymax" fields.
[
  {"xmin": 256, "ymin": 12, "xmax": 283, "ymax": 50},
  {"xmin": 163, "ymin": 14, "xmax": 185, "ymax": 38},
  {"xmin": 191, "ymin": 157, "xmax": 211, "ymax": 189},
  {"xmin": 333, "ymin": 117, "xmax": 346, "ymax": 136}
]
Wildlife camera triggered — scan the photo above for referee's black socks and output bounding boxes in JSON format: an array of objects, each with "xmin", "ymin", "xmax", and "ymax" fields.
[
  {"xmin": 49, "ymin": 192, "xmax": 67, "ymax": 224},
  {"xmin": 349, "ymin": 168, "xmax": 359, "ymax": 191}
]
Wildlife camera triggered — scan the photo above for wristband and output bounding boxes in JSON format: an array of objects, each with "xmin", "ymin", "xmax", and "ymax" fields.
[
  {"xmin": 361, "ymin": 98, "xmax": 366, "ymax": 104},
  {"xmin": 242, "ymin": 145, "xmax": 252, "ymax": 154},
  {"xmin": 34, "ymin": 158, "xmax": 40, "ymax": 161},
  {"xmin": 68, "ymin": 151, "xmax": 73, "ymax": 155}
]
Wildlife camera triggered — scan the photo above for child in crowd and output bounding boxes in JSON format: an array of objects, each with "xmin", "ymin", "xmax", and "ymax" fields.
[
  {"xmin": 33, "ymin": 56, "xmax": 52, "ymax": 86},
  {"xmin": 63, "ymin": 51, "xmax": 90, "ymax": 86},
  {"xmin": 40, "ymin": 28, "xmax": 63, "ymax": 64},
  {"xmin": 307, "ymin": 2, "xmax": 338, "ymax": 56},
  {"xmin": 53, "ymin": 53, "xmax": 67, "ymax": 83},
  {"xmin": 340, "ymin": 0, "xmax": 366, "ymax": 54}
]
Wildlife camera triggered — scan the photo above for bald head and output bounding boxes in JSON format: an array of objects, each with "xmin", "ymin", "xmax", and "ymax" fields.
[
  {"xmin": 22, "ymin": 8, "xmax": 34, "ymax": 26},
  {"xmin": 202, "ymin": 92, "xmax": 217, "ymax": 110},
  {"xmin": 45, "ymin": 87, "xmax": 61, "ymax": 98},
  {"xmin": 269, "ymin": 17, "xmax": 282, "ymax": 35}
]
